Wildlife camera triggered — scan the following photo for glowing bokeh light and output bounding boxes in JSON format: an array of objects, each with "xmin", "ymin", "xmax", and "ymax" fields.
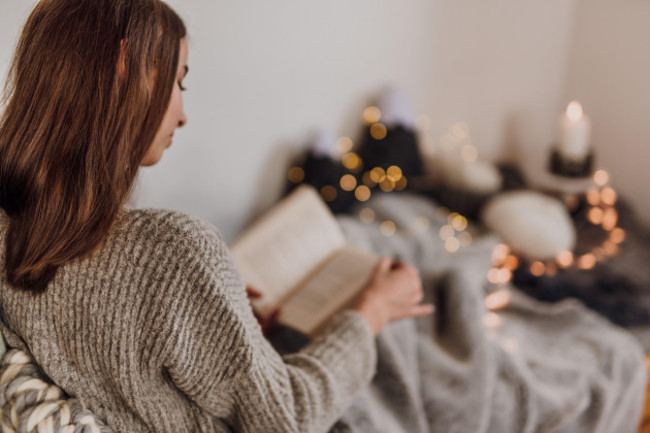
[
  {"xmin": 491, "ymin": 244, "xmax": 510, "ymax": 265},
  {"xmin": 600, "ymin": 187, "xmax": 617, "ymax": 206},
  {"xmin": 594, "ymin": 170, "xmax": 609, "ymax": 186},
  {"xmin": 578, "ymin": 253, "xmax": 597, "ymax": 270},
  {"xmin": 445, "ymin": 237, "xmax": 460, "ymax": 253},
  {"xmin": 588, "ymin": 207, "xmax": 604, "ymax": 225},
  {"xmin": 485, "ymin": 289, "xmax": 511, "ymax": 310},
  {"xmin": 380, "ymin": 220, "xmax": 396, "ymax": 236},
  {"xmin": 370, "ymin": 167, "xmax": 386, "ymax": 183},
  {"xmin": 451, "ymin": 214, "xmax": 468, "ymax": 231},
  {"xmin": 503, "ymin": 255, "xmax": 519, "ymax": 271},
  {"xmin": 460, "ymin": 145, "xmax": 479, "ymax": 162},
  {"xmin": 459, "ymin": 232, "xmax": 473, "ymax": 246},
  {"xmin": 336, "ymin": 136, "xmax": 354, "ymax": 154},
  {"xmin": 610, "ymin": 228, "xmax": 626, "ymax": 244},
  {"xmin": 484, "ymin": 312, "xmax": 502, "ymax": 329},
  {"xmin": 586, "ymin": 188, "xmax": 601, "ymax": 206},
  {"xmin": 320, "ymin": 185, "xmax": 337, "ymax": 202},
  {"xmin": 363, "ymin": 106, "xmax": 382, "ymax": 125},
  {"xmin": 359, "ymin": 207, "xmax": 375, "ymax": 223},
  {"xmin": 439, "ymin": 225, "xmax": 455, "ymax": 240},
  {"xmin": 602, "ymin": 208, "xmax": 618, "ymax": 231},
  {"xmin": 379, "ymin": 178, "xmax": 396, "ymax": 192},
  {"xmin": 287, "ymin": 166, "xmax": 305, "ymax": 184},
  {"xmin": 386, "ymin": 165, "xmax": 403, "ymax": 182},
  {"xmin": 340, "ymin": 174, "xmax": 357, "ymax": 191},
  {"xmin": 530, "ymin": 261, "xmax": 546, "ymax": 277},
  {"xmin": 342, "ymin": 152, "xmax": 362, "ymax": 171},
  {"xmin": 556, "ymin": 250, "xmax": 574, "ymax": 268},
  {"xmin": 370, "ymin": 123, "xmax": 388, "ymax": 140},
  {"xmin": 355, "ymin": 185, "xmax": 372, "ymax": 202},
  {"xmin": 449, "ymin": 122, "xmax": 470, "ymax": 142},
  {"xmin": 362, "ymin": 171, "xmax": 375, "ymax": 187}
]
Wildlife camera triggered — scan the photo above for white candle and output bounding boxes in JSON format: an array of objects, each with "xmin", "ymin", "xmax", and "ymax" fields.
[{"xmin": 557, "ymin": 101, "xmax": 592, "ymax": 160}]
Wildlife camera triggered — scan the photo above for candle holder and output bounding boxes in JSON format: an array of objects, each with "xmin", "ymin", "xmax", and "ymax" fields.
[{"xmin": 548, "ymin": 146, "xmax": 594, "ymax": 178}]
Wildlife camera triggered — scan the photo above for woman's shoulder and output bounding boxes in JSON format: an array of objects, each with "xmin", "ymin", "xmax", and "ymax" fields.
[
  {"xmin": 98, "ymin": 207, "xmax": 231, "ymax": 269},
  {"xmin": 114, "ymin": 207, "xmax": 224, "ymax": 245}
]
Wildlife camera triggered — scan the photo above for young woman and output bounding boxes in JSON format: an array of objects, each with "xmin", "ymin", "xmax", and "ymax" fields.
[{"xmin": 0, "ymin": 1, "xmax": 433, "ymax": 432}]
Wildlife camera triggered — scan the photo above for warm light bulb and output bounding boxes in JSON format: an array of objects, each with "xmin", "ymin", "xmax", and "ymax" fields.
[
  {"xmin": 341, "ymin": 152, "xmax": 361, "ymax": 171},
  {"xmin": 556, "ymin": 250, "xmax": 574, "ymax": 268},
  {"xmin": 335, "ymin": 137, "xmax": 354, "ymax": 154},
  {"xmin": 355, "ymin": 185, "xmax": 371, "ymax": 202},
  {"xmin": 451, "ymin": 215, "xmax": 468, "ymax": 231},
  {"xmin": 578, "ymin": 253, "xmax": 597, "ymax": 270},
  {"xmin": 439, "ymin": 225, "xmax": 455, "ymax": 241},
  {"xmin": 320, "ymin": 185, "xmax": 337, "ymax": 202},
  {"xmin": 485, "ymin": 289, "xmax": 511, "ymax": 310},
  {"xmin": 370, "ymin": 123, "xmax": 388, "ymax": 140},
  {"xmin": 445, "ymin": 237, "xmax": 460, "ymax": 253},
  {"xmin": 530, "ymin": 261, "xmax": 546, "ymax": 277},
  {"xmin": 567, "ymin": 101, "xmax": 583, "ymax": 121},
  {"xmin": 359, "ymin": 207, "xmax": 375, "ymax": 223},
  {"xmin": 340, "ymin": 174, "xmax": 357, "ymax": 191},
  {"xmin": 380, "ymin": 220, "xmax": 396, "ymax": 236},
  {"xmin": 594, "ymin": 170, "xmax": 609, "ymax": 186},
  {"xmin": 287, "ymin": 167, "xmax": 305, "ymax": 183},
  {"xmin": 363, "ymin": 106, "xmax": 382, "ymax": 125}
]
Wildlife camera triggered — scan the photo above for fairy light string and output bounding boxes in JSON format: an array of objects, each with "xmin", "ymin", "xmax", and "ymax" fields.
[
  {"xmin": 286, "ymin": 105, "xmax": 473, "ymax": 253},
  {"xmin": 488, "ymin": 168, "xmax": 625, "ymax": 284}
]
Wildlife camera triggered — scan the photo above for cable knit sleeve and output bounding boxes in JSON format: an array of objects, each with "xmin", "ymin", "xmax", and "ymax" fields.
[{"xmin": 157, "ymin": 213, "xmax": 377, "ymax": 433}]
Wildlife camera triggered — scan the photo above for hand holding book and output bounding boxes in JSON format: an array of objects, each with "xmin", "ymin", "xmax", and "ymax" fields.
[{"xmin": 352, "ymin": 258, "xmax": 434, "ymax": 335}]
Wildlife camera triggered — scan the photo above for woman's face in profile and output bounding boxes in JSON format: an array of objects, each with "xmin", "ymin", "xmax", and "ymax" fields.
[{"xmin": 141, "ymin": 38, "xmax": 189, "ymax": 167}]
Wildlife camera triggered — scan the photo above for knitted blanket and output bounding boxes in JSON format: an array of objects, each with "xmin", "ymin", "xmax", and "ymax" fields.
[
  {"xmin": 323, "ymin": 192, "xmax": 646, "ymax": 433},
  {"xmin": 0, "ymin": 350, "xmax": 113, "ymax": 433}
]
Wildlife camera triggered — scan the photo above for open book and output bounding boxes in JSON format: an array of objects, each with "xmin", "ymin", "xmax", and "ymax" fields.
[{"xmin": 230, "ymin": 185, "xmax": 379, "ymax": 336}]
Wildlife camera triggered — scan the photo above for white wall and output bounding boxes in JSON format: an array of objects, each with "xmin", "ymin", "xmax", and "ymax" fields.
[
  {"xmin": 1, "ymin": 1, "xmax": 578, "ymax": 242},
  {"xmin": 564, "ymin": 0, "xmax": 650, "ymax": 228}
]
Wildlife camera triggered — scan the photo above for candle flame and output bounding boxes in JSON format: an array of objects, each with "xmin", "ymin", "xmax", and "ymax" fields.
[{"xmin": 567, "ymin": 101, "xmax": 583, "ymax": 121}]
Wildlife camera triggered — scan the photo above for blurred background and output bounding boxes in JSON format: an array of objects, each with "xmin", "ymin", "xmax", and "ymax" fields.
[{"xmin": 1, "ymin": 0, "xmax": 648, "ymax": 242}]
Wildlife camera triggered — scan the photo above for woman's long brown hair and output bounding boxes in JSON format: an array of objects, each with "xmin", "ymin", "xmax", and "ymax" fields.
[{"xmin": 0, "ymin": 0, "xmax": 186, "ymax": 292}]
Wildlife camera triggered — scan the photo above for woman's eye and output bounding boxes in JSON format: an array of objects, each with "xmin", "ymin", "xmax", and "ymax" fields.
[{"xmin": 178, "ymin": 82, "xmax": 187, "ymax": 92}]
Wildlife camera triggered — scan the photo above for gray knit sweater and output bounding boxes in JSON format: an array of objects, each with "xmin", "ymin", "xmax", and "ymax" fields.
[{"xmin": 0, "ymin": 208, "xmax": 377, "ymax": 432}]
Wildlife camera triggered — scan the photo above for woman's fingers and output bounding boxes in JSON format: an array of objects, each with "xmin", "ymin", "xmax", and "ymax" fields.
[
  {"xmin": 246, "ymin": 286, "xmax": 262, "ymax": 299},
  {"xmin": 409, "ymin": 303, "xmax": 435, "ymax": 317}
]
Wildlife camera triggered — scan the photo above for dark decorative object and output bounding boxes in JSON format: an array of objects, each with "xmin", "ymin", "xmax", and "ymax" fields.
[
  {"xmin": 549, "ymin": 147, "xmax": 594, "ymax": 178},
  {"xmin": 356, "ymin": 125, "xmax": 425, "ymax": 181},
  {"xmin": 284, "ymin": 151, "xmax": 358, "ymax": 214}
]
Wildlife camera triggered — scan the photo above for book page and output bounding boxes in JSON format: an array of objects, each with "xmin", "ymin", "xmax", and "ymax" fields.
[
  {"xmin": 230, "ymin": 186, "xmax": 346, "ymax": 317},
  {"xmin": 279, "ymin": 245, "xmax": 379, "ymax": 336}
]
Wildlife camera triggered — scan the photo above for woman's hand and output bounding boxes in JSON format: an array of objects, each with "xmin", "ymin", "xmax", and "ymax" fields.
[
  {"xmin": 353, "ymin": 258, "xmax": 434, "ymax": 335},
  {"xmin": 246, "ymin": 286, "xmax": 281, "ymax": 334}
]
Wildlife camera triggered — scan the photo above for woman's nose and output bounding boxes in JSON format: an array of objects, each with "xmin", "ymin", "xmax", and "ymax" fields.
[{"xmin": 178, "ymin": 112, "xmax": 187, "ymax": 128}]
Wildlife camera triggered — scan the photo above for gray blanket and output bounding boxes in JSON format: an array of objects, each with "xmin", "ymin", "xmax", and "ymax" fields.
[
  {"xmin": 325, "ymin": 192, "xmax": 646, "ymax": 433},
  {"xmin": 0, "ymin": 192, "xmax": 646, "ymax": 433}
]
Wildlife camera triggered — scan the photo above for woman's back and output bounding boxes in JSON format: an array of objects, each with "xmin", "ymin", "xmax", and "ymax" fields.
[{"xmin": 0, "ymin": 208, "xmax": 240, "ymax": 431}]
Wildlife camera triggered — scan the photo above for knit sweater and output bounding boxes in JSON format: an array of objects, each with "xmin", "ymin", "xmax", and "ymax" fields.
[{"xmin": 0, "ymin": 208, "xmax": 377, "ymax": 433}]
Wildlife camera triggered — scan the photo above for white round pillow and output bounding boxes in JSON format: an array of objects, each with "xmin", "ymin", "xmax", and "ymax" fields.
[
  {"xmin": 481, "ymin": 190, "xmax": 576, "ymax": 260},
  {"xmin": 436, "ymin": 155, "xmax": 502, "ymax": 194}
]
